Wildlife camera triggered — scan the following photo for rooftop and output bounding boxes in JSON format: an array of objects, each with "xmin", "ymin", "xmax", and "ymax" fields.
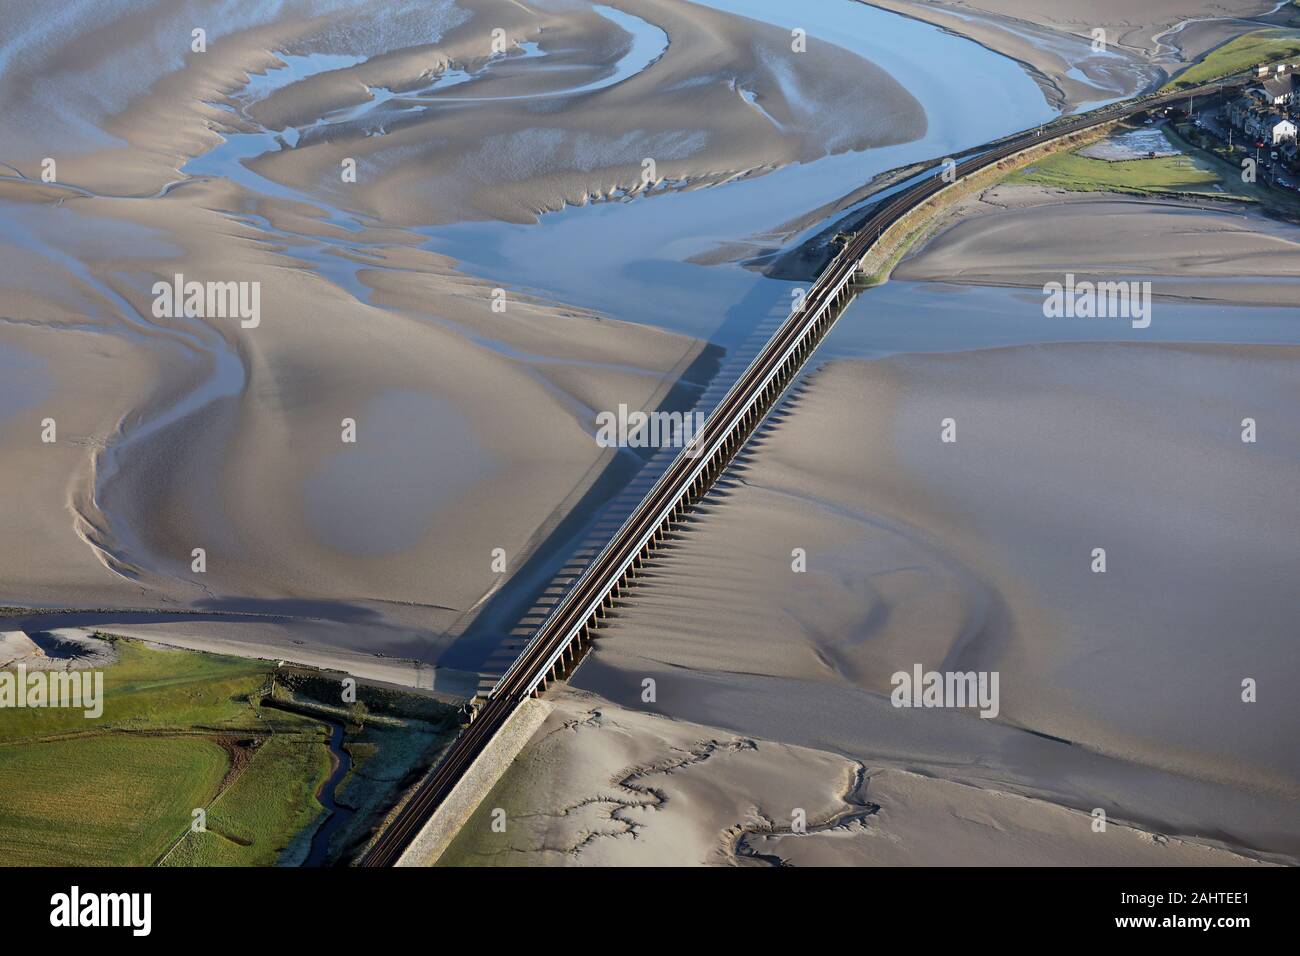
[{"xmin": 1262, "ymin": 73, "xmax": 1298, "ymax": 98}]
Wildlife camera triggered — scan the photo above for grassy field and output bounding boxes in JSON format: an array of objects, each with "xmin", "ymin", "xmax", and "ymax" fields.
[
  {"xmin": 0, "ymin": 637, "xmax": 459, "ymax": 865},
  {"xmin": 0, "ymin": 640, "xmax": 326, "ymax": 865},
  {"xmin": 162, "ymin": 732, "xmax": 332, "ymax": 866},
  {"xmin": 0, "ymin": 734, "xmax": 229, "ymax": 865},
  {"xmin": 1166, "ymin": 29, "xmax": 1300, "ymax": 89},
  {"xmin": 0, "ymin": 637, "xmax": 272, "ymax": 743},
  {"xmin": 0, "ymin": 640, "xmax": 286, "ymax": 864},
  {"xmin": 1009, "ymin": 149, "xmax": 1222, "ymax": 195}
]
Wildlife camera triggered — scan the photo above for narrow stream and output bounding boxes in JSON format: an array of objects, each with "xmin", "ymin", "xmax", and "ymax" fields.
[
  {"xmin": 259, "ymin": 698, "xmax": 356, "ymax": 867},
  {"xmin": 304, "ymin": 718, "xmax": 354, "ymax": 868}
]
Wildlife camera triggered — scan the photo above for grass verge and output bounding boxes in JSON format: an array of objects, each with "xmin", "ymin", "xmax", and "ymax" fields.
[
  {"xmin": 856, "ymin": 123, "xmax": 1118, "ymax": 286},
  {"xmin": 1007, "ymin": 149, "xmax": 1221, "ymax": 195}
]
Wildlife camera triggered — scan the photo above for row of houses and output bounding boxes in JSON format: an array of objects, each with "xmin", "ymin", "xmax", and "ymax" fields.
[
  {"xmin": 1226, "ymin": 64, "xmax": 1299, "ymax": 147},
  {"xmin": 1227, "ymin": 92, "xmax": 1297, "ymax": 144},
  {"xmin": 1255, "ymin": 62, "xmax": 1299, "ymax": 106}
]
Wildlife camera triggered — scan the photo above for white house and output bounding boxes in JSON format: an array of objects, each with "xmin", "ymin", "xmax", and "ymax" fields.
[
  {"xmin": 1262, "ymin": 72, "xmax": 1297, "ymax": 107},
  {"xmin": 1273, "ymin": 118, "xmax": 1298, "ymax": 146}
]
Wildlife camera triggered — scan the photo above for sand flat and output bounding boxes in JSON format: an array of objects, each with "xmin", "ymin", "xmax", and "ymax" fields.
[
  {"xmin": 558, "ymin": 341, "xmax": 1300, "ymax": 862},
  {"xmin": 0, "ymin": 178, "xmax": 703, "ymax": 648},
  {"xmin": 893, "ymin": 184, "xmax": 1300, "ymax": 305},
  {"xmin": 0, "ymin": 0, "xmax": 938, "ymax": 678},
  {"xmin": 0, "ymin": 0, "xmax": 926, "ymax": 219},
  {"xmin": 442, "ymin": 688, "xmax": 1265, "ymax": 865},
  {"xmin": 871, "ymin": 0, "xmax": 1278, "ymax": 61}
]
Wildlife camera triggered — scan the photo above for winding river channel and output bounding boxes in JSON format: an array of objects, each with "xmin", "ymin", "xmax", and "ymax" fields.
[{"xmin": 178, "ymin": 0, "xmax": 1054, "ymax": 348}]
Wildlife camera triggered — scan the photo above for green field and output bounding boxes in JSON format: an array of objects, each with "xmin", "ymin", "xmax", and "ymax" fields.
[
  {"xmin": 0, "ymin": 734, "xmax": 229, "ymax": 865},
  {"xmin": 0, "ymin": 641, "xmax": 329, "ymax": 865},
  {"xmin": 162, "ymin": 732, "xmax": 332, "ymax": 866},
  {"xmin": 1009, "ymin": 149, "xmax": 1221, "ymax": 195},
  {"xmin": 0, "ymin": 637, "xmax": 272, "ymax": 744},
  {"xmin": 0, "ymin": 638, "xmax": 459, "ymax": 865},
  {"xmin": 1166, "ymin": 29, "xmax": 1300, "ymax": 89}
]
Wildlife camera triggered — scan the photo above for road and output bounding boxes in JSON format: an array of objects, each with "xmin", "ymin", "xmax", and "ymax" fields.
[{"xmin": 357, "ymin": 73, "xmax": 1248, "ymax": 868}]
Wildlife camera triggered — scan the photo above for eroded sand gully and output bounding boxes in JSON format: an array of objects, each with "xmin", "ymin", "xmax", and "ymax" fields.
[
  {"xmin": 0, "ymin": 0, "xmax": 945, "ymax": 683},
  {"xmin": 442, "ymin": 690, "xmax": 1270, "ymax": 866}
]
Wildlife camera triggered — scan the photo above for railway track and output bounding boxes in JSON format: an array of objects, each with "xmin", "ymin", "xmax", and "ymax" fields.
[{"xmin": 358, "ymin": 75, "xmax": 1245, "ymax": 867}]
